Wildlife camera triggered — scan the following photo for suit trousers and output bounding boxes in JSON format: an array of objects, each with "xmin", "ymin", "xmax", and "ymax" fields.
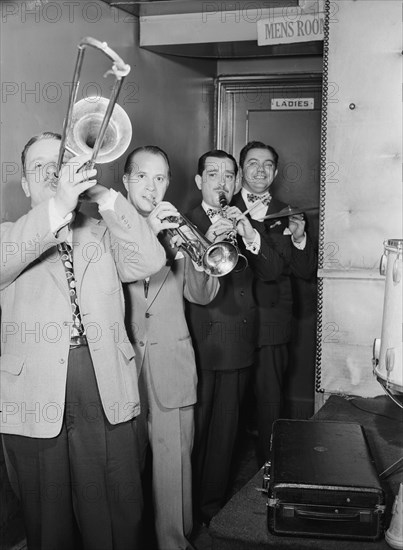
[
  {"xmin": 254, "ymin": 343, "xmax": 289, "ymax": 466},
  {"xmin": 193, "ymin": 367, "xmax": 250, "ymax": 522},
  {"xmin": 2, "ymin": 345, "xmax": 143, "ymax": 550},
  {"xmin": 138, "ymin": 349, "xmax": 194, "ymax": 550}
]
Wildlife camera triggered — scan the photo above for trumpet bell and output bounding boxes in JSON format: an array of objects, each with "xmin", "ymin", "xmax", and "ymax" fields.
[
  {"xmin": 68, "ymin": 96, "xmax": 132, "ymax": 163},
  {"xmin": 202, "ymin": 241, "xmax": 240, "ymax": 277}
]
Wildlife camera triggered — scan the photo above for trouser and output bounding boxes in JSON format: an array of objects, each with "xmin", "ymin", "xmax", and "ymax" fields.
[
  {"xmin": 193, "ymin": 367, "xmax": 250, "ymax": 522},
  {"xmin": 2, "ymin": 345, "xmax": 143, "ymax": 550},
  {"xmin": 254, "ymin": 343, "xmax": 289, "ymax": 466},
  {"xmin": 137, "ymin": 351, "xmax": 194, "ymax": 550}
]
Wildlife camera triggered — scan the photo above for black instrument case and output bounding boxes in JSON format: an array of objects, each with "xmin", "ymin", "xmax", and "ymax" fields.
[{"xmin": 267, "ymin": 419, "xmax": 385, "ymax": 541}]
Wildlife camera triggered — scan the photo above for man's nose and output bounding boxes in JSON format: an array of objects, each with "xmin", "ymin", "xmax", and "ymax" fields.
[
  {"xmin": 45, "ymin": 163, "xmax": 57, "ymax": 180},
  {"xmin": 145, "ymin": 177, "xmax": 155, "ymax": 190}
]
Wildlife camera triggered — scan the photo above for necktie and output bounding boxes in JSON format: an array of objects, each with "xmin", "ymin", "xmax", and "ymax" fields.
[
  {"xmin": 246, "ymin": 192, "xmax": 272, "ymax": 206},
  {"xmin": 58, "ymin": 242, "xmax": 85, "ymax": 338},
  {"xmin": 143, "ymin": 278, "xmax": 150, "ymax": 299},
  {"xmin": 205, "ymin": 208, "xmax": 220, "ymax": 219}
]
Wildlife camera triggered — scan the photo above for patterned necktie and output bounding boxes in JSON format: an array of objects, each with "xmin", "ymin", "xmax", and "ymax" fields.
[
  {"xmin": 205, "ymin": 208, "xmax": 220, "ymax": 219},
  {"xmin": 246, "ymin": 192, "xmax": 272, "ymax": 206},
  {"xmin": 58, "ymin": 242, "xmax": 85, "ymax": 338}
]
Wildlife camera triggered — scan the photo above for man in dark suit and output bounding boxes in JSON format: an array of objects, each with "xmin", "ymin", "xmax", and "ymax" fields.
[
  {"xmin": 185, "ymin": 149, "xmax": 284, "ymax": 524},
  {"xmin": 232, "ymin": 141, "xmax": 317, "ymax": 466}
]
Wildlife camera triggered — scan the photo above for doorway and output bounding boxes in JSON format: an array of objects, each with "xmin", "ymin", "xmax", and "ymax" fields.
[{"xmin": 216, "ymin": 73, "xmax": 322, "ymax": 418}]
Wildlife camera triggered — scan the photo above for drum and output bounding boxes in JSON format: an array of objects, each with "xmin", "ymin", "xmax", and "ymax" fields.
[{"xmin": 373, "ymin": 239, "xmax": 403, "ymax": 407}]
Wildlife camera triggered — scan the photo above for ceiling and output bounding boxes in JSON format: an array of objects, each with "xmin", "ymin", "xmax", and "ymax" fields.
[
  {"xmin": 101, "ymin": 0, "xmax": 299, "ymax": 18},
  {"xmin": 99, "ymin": 0, "xmax": 322, "ymax": 59}
]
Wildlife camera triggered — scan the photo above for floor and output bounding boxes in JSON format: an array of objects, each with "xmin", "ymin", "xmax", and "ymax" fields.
[{"xmin": 1, "ymin": 430, "xmax": 260, "ymax": 550}]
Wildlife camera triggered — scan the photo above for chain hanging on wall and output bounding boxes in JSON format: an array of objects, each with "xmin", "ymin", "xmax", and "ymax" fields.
[{"xmin": 314, "ymin": 0, "xmax": 331, "ymax": 395}]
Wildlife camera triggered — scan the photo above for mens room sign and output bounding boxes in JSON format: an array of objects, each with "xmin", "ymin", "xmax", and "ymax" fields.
[{"xmin": 257, "ymin": 13, "xmax": 324, "ymax": 46}]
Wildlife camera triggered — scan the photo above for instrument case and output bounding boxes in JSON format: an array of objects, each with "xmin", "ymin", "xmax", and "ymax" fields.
[{"xmin": 267, "ymin": 419, "xmax": 385, "ymax": 541}]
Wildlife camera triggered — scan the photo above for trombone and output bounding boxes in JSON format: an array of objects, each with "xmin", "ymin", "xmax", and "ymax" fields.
[{"xmin": 56, "ymin": 37, "xmax": 132, "ymax": 175}]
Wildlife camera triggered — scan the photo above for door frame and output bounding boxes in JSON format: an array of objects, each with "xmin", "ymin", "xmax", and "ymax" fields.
[
  {"xmin": 215, "ymin": 73, "xmax": 323, "ymax": 154},
  {"xmin": 215, "ymin": 72, "xmax": 324, "ymax": 417}
]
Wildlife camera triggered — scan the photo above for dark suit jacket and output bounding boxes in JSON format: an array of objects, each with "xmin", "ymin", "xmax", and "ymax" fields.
[
  {"xmin": 231, "ymin": 193, "xmax": 317, "ymax": 346},
  {"xmin": 185, "ymin": 204, "xmax": 283, "ymax": 371}
]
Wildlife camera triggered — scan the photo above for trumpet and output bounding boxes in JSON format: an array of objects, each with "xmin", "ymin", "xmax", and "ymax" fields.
[
  {"xmin": 218, "ymin": 192, "xmax": 248, "ymax": 272},
  {"xmin": 56, "ymin": 37, "xmax": 132, "ymax": 175},
  {"xmin": 152, "ymin": 200, "xmax": 239, "ymax": 277}
]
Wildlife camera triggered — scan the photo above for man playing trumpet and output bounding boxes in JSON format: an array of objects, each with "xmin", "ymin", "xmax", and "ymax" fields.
[
  {"xmin": 185, "ymin": 149, "xmax": 284, "ymax": 525},
  {"xmin": 122, "ymin": 146, "xmax": 219, "ymax": 550}
]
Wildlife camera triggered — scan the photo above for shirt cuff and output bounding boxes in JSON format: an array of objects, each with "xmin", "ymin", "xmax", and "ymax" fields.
[
  {"xmin": 292, "ymin": 233, "xmax": 307, "ymax": 250},
  {"xmin": 243, "ymin": 229, "xmax": 261, "ymax": 255},
  {"xmin": 98, "ymin": 189, "xmax": 118, "ymax": 212},
  {"xmin": 49, "ymin": 198, "xmax": 73, "ymax": 235}
]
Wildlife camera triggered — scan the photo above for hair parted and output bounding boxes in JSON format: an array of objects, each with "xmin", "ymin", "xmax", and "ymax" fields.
[
  {"xmin": 197, "ymin": 149, "xmax": 238, "ymax": 177},
  {"xmin": 124, "ymin": 145, "xmax": 171, "ymax": 179},
  {"xmin": 239, "ymin": 141, "xmax": 279, "ymax": 170}
]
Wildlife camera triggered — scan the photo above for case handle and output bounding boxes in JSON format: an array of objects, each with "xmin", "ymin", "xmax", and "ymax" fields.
[{"xmin": 295, "ymin": 509, "xmax": 360, "ymax": 521}]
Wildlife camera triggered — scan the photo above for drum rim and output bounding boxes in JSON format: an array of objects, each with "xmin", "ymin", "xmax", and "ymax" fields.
[{"xmin": 375, "ymin": 372, "xmax": 403, "ymax": 394}]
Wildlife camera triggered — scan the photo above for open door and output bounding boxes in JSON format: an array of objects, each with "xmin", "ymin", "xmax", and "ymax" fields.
[{"xmin": 217, "ymin": 73, "xmax": 322, "ymax": 418}]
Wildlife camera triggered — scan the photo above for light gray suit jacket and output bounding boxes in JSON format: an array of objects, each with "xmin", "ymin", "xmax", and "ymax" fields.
[
  {"xmin": 0, "ymin": 193, "xmax": 166, "ymax": 438},
  {"xmin": 125, "ymin": 251, "xmax": 219, "ymax": 409}
]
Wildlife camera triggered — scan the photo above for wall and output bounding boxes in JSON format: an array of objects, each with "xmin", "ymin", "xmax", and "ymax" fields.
[
  {"xmin": 0, "ymin": 0, "xmax": 215, "ymax": 534},
  {"xmin": 317, "ymin": 0, "xmax": 401, "ymax": 404},
  {"xmin": 0, "ymin": 0, "xmax": 216, "ymax": 223},
  {"xmin": 218, "ymin": 55, "xmax": 323, "ymax": 76}
]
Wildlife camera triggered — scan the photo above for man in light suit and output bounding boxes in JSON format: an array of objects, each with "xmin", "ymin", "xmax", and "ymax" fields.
[
  {"xmin": 0, "ymin": 132, "xmax": 166, "ymax": 550},
  {"xmin": 123, "ymin": 146, "xmax": 220, "ymax": 550}
]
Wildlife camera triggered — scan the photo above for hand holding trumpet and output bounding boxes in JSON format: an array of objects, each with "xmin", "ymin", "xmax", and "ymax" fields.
[
  {"xmin": 224, "ymin": 206, "xmax": 256, "ymax": 242},
  {"xmin": 205, "ymin": 217, "xmax": 234, "ymax": 243},
  {"xmin": 147, "ymin": 201, "xmax": 180, "ymax": 236}
]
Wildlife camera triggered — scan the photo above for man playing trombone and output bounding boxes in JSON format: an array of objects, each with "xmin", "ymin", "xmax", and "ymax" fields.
[
  {"xmin": 0, "ymin": 132, "xmax": 166, "ymax": 550},
  {"xmin": 185, "ymin": 149, "xmax": 284, "ymax": 525},
  {"xmin": 122, "ymin": 146, "xmax": 219, "ymax": 550}
]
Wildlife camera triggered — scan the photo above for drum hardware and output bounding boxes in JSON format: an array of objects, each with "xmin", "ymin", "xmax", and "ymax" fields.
[
  {"xmin": 259, "ymin": 205, "xmax": 319, "ymax": 221},
  {"xmin": 373, "ymin": 239, "xmax": 403, "ymax": 408}
]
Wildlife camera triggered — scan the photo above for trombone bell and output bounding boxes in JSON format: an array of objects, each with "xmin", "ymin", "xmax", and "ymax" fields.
[{"xmin": 68, "ymin": 97, "xmax": 132, "ymax": 163}]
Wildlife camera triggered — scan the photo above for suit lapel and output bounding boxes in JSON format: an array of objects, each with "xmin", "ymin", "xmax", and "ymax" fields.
[
  {"xmin": 47, "ymin": 245, "xmax": 71, "ymax": 301},
  {"xmin": 187, "ymin": 205, "xmax": 211, "ymax": 234},
  {"xmin": 72, "ymin": 214, "xmax": 107, "ymax": 294},
  {"xmin": 146, "ymin": 265, "xmax": 171, "ymax": 308}
]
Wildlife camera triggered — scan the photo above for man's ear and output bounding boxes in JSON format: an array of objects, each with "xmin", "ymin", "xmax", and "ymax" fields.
[
  {"xmin": 234, "ymin": 171, "xmax": 242, "ymax": 194},
  {"xmin": 21, "ymin": 177, "xmax": 30, "ymax": 198},
  {"xmin": 195, "ymin": 174, "xmax": 202, "ymax": 190},
  {"xmin": 122, "ymin": 174, "xmax": 129, "ymax": 193},
  {"xmin": 274, "ymin": 168, "xmax": 278, "ymax": 179}
]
